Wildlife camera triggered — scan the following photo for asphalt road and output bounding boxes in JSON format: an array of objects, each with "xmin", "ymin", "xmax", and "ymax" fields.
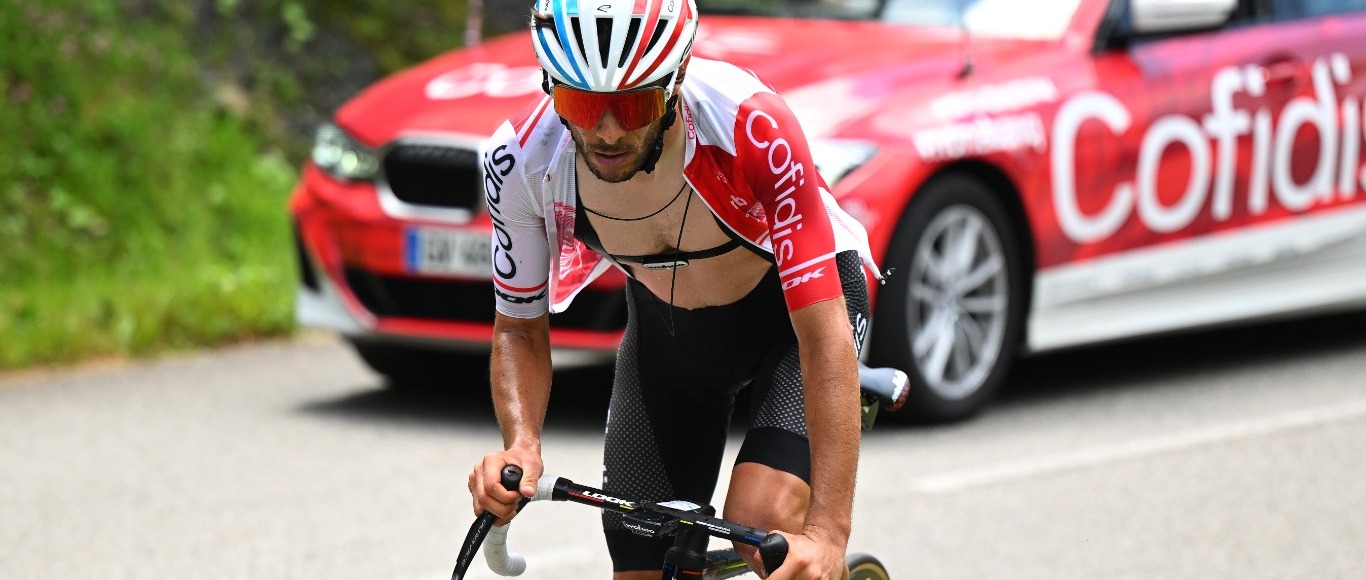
[{"xmin": 2, "ymin": 312, "xmax": 1365, "ymax": 579}]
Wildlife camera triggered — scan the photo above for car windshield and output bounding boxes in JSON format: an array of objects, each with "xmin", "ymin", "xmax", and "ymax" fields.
[{"xmin": 698, "ymin": 0, "xmax": 1084, "ymax": 40}]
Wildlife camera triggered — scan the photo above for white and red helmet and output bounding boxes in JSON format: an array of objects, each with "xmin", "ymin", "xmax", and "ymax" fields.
[{"xmin": 531, "ymin": 0, "xmax": 699, "ymax": 93}]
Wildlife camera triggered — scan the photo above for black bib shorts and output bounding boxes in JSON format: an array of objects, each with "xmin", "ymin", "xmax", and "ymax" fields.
[{"xmin": 600, "ymin": 250, "xmax": 870, "ymax": 571}]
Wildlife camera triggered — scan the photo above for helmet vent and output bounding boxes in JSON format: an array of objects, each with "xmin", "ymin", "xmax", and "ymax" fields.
[
  {"xmin": 618, "ymin": 18, "xmax": 642, "ymax": 68},
  {"xmin": 569, "ymin": 17, "xmax": 592, "ymax": 69},
  {"xmin": 595, "ymin": 18, "xmax": 614, "ymax": 69},
  {"xmin": 645, "ymin": 21, "xmax": 667, "ymax": 56}
]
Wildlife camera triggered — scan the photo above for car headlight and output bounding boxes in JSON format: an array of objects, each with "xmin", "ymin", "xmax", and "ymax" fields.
[
  {"xmin": 311, "ymin": 122, "xmax": 380, "ymax": 181},
  {"xmin": 809, "ymin": 139, "xmax": 879, "ymax": 188}
]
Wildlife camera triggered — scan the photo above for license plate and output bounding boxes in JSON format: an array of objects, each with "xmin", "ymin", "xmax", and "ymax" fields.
[{"xmin": 404, "ymin": 227, "xmax": 492, "ymax": 278}]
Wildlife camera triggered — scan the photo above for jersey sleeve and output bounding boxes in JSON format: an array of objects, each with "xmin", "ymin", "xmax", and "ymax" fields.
[
  {"xmin": 483, "ymin": 121, "xmax": 551, "ymax": 319},
  {"xmin": 733, "ymin": 91, "xmax": 843, "ymax": 312}
]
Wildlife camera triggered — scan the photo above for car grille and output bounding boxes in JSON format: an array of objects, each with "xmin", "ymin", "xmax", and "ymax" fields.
[
  {"xmin": 343, "ymin": 268, "xmax": 627, "ymax": 332},
  {"xmin": 381, "ymin": 143, "xmax": 482, "ymax": 210}
]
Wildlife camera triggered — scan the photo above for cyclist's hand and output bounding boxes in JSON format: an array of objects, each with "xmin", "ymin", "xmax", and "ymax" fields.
[
  {"xmin": 765, "ymin": 528, "xmax": 849, "ymax": 580},
  {"xmin": 468, "ymin": 447, "xmax": 543, "ymax": 526}
]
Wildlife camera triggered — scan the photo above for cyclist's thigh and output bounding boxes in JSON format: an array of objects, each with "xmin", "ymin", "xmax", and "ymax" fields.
[
  {"xmin": 737, "ymin": 250, "xmax": 871, "ymax": 479},
  {"xmin": 601, "ymin": 279, "xmax": 751, "ymax": 571}
]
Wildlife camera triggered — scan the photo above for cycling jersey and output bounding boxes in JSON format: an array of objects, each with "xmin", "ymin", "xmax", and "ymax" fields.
[{"xmin": 482, "ymin": 57, "xmax": 879, "ymax": 316}]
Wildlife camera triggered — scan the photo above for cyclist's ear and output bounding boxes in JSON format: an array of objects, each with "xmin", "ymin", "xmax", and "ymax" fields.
[{"xmin": 674, "ymin": 56, "xmax": 690, "ymax": 88}]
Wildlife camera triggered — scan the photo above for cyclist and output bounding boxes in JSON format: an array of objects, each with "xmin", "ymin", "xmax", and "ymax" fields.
[{"xmin": 469, "ymin": 0, "xmax": 882, "ymax": 578}]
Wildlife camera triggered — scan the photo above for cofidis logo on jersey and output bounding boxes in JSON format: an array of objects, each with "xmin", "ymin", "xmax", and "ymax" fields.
[
  {"xmin": 744, "ymin": 109, "xmax": 808, "ymax": 267},
  {"xmin": 484, "ymin": 144, "xmax": 519, "ymax": 282}
]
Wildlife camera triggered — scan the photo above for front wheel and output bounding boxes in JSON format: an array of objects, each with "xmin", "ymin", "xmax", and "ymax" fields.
[
  {"xmin": 870, "ymin": 173, "xmax": 1027, "ymax": 423},
  {"xmin": 846, "ymin": 553, "xmax": 891, "ymax": 580}
]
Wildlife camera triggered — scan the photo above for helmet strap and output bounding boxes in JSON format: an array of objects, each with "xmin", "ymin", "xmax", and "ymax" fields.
[{"xmin": 639, "ymin": 95, "xmax": 678, "ymax": 174}]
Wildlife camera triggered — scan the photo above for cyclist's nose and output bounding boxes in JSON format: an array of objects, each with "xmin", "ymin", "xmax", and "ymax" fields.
[{"xmin": 592, "ymin": 110, "xmax": 627, "ymax": 144}]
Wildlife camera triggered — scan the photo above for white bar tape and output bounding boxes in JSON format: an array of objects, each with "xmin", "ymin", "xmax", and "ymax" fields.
[
  {"xmin": 534, "ymin": 474, "xmax": 559, "ymax": 501},
  {"xmin": 483, "ymin": 525, "xmax": 526, "ymax": 576},
  {"xmin": 483, "ymin": 473, "xmax": 560, "ymax": 576}
]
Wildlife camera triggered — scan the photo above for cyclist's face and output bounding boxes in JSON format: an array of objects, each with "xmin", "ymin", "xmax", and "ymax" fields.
[
  {"xmin": 566, "ymin": 104, "xmax": 670, "ymax": 183},
  {"xmin": 556, "ymin": 72, "xmax": 682, "ymax": 183}
]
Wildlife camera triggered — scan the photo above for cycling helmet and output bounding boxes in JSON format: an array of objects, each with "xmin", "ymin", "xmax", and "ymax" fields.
[{"xmin": 531, "ymin": 0, "xmax": 699, "ymax": 94}]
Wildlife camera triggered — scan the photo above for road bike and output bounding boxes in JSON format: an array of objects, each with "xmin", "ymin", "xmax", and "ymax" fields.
[
  {"xmin": 452, "ymin": 364, "xmax": 906, "ymax": 579},
  {"xmin": 452, "ymin": 466, "xmax": 891, "ymax": 579}
]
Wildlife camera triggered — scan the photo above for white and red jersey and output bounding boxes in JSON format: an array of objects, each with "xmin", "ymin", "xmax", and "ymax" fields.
[{"xmin": 482, "ymin": 58, "xmax": 879, "ymax": 319}]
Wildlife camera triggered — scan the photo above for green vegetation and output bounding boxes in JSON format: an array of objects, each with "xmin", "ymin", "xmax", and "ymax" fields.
[
  {"xmin": 1, "ymin": 1, "xmax": 291, "ymax": 369},
  {"xmin": 0, "ymin": 0, "xmax": 485, "ymax": 370}
]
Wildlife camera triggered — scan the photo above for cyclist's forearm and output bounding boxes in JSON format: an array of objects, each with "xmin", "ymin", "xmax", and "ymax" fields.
[
  {"xmin": 490, "ymin": 313, "xmax": 553, "ymax": 451},
  {"xmin": 801, "ymin": 347, "xmax": 860, "ymax": 542},
  {"xmin": 792, "ymin": 300, "xmax": 861, "ymax": 545}
]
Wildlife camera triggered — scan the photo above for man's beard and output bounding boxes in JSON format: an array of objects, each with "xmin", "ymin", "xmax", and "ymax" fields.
[{"xmin": 569, "ymin": 120, "xmax": 668, "ymax": 184}]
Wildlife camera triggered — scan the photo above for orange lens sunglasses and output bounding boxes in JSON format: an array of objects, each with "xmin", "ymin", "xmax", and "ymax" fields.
[{"xmin": 552, "ymin": 85, "xmax": 669, "ymax": 131}]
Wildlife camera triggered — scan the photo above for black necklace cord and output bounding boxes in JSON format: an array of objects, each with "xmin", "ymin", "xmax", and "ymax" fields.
[
  {"xmin": 582, "ymin": 180, "xmax": 688, "ymax": 222},
  {"xmin": 648, "ymin": 186, "xmax": 693, "ymax": 337},
  {"xmin": 583, "ymin": 180, "xmax": 693, "ymax": 336}
]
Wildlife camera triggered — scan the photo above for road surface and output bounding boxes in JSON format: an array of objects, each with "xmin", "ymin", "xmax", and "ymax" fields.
[{"xmin": 2, "ymin": 313, "xmax": 1364, "ymax": 579}]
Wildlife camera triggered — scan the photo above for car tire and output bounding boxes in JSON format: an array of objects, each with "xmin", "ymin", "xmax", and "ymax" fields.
[
  {"xmin": 347, "ymin": 339, "xmax": 490, "ymax": 388},
  {"xmin": 870, "ymin": 172, "xmax": 1027, "ymax": 423}
]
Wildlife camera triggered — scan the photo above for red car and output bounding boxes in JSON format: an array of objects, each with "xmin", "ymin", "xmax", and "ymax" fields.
[{"xmin": 290, "ymin": 0, "xmax": 1366, "ymax": 422}]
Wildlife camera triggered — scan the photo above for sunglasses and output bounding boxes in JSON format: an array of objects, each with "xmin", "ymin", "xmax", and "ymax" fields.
[{"xmin": 552, "ymin": 85, "xmax": 669, "ymax": 132}]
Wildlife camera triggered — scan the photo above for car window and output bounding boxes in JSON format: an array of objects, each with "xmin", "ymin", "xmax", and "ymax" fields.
[
  {"xmin": 1271, "ymin": 0, "xmax": 1366, "ymax": 19},
  {"xmin": 1100, "ymin": 0, "xmax": 1267, "ymax": 49},
  {"xmin": 698, "ymin": 0, "xmax": 1086, "ymax": 39},
  {"xmin": 699, "ymin": 0, "xmax": 882, "ymax": 20},
  {"xmin": 882, "ymin": 0, "xmax": 1086, "ymax": 39}
]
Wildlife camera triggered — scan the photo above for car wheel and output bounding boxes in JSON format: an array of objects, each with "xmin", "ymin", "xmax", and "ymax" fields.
[
  {"xmin": 347, "ymin": 339, "xmax": 490, "ymax": 388},
  {"xmin": 870, "ymin": 173, "xmax": 1027, "ymax": 423}
]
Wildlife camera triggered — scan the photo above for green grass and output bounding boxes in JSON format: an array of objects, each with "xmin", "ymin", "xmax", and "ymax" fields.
[
  {"xmin": 0, "ymin": 1, "xmax": 298, "ymax": 369},
  {"xmin": 0, "ymin": 0, "xmax": 494, "ymax": 371}
]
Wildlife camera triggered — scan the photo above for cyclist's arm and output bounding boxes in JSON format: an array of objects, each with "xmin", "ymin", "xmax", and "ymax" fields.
[
  {"xmin": 474, "ymin": 118, "xmax": 554, "ymax": 517},
  {"xmin": 491, "ymin": 311, "xmax": 552, "ymax": 450},
  {"xmin": 732, "ymin": 85, "xmax": 859, "ymax": 578},
  {"xmin": 789, "ymin": 296, "xmax": 860, "ymax": 560},
  {"xmin": 487, "ymin": 311, "xmax": 552, "ymax": 492},
  {"xmin": 473, "ymin": 316, "xmax": 553, "ymax": 523}
]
